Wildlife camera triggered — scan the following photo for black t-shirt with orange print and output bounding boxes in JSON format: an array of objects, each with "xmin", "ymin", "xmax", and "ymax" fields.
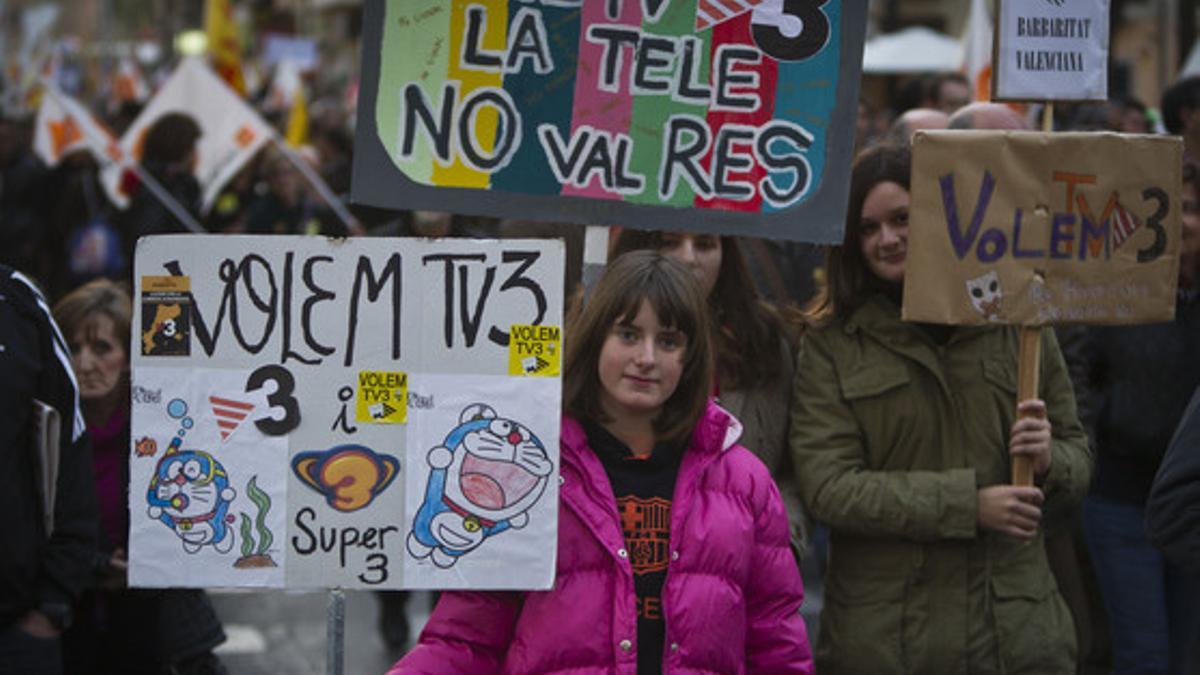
[{"xmin": 584, "ymin": 421, "xmax": 684, "ymax": 675}]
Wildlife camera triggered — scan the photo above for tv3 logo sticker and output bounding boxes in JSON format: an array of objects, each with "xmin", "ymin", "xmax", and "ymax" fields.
[{"xmin": 508, "ymin": 324, "xmax": 560, "ymax": 377}]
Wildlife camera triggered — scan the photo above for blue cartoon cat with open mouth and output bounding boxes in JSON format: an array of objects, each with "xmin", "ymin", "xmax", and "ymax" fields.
[{"xmin": 407, "ymin": 403, "xmax": 553, "ymax": 568}]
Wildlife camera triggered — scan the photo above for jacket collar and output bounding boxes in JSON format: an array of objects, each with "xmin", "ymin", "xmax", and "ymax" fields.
[
  {"xmin": 560, "ymin": 401, "xmax": 741, "ymax": 467},
  {"xmin": 558, "ymin": 401, "xmax": 741, "ymax": 562}
]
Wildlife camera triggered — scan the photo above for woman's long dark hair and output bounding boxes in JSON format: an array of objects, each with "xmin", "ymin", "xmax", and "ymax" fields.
[
  {"xmin": 805, "ymin": 143, "xmax": 912, "ymax": 324},
  {"xmin": 610, "ymin": 230, "xmax": 790, "ymax": 391}
]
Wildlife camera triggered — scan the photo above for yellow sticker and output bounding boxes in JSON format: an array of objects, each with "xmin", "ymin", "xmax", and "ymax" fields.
[
  {"xmin": 141, "ymin": 275, "xmax": 190, "ymax": 293},
  {"xmin": 356, "ymin": 371, "xmax": 408, "ymax": 424},
  {"xmin": 507, "ymin": 324, "xmax": 561, "ymax": 377}
]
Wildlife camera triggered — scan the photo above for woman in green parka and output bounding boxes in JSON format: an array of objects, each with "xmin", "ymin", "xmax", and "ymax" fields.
[{"xmin": 789, "ymin": 143, "xmax": 1091, "ymax": 674}]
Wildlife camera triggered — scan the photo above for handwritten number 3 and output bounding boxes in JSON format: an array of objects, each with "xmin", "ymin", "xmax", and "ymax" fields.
[
  {"xmin": 246, "ymin": 365, "xmax": 302, "ymax": 435},
  {"xmin": 751, "ymin": 0, "xmax": 830, "ymax": 62},
  {"xmin": 359, "ymin": 553, "xmax": 388, "ymax": 585},
  {"xmin": 1137, "ymin": 187, "xmax": 1168, "ymax": 263}
]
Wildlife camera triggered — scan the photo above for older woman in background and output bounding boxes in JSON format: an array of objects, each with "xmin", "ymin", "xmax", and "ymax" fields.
[{"xmin": 54, "ymin": 278, "xmax": 228, "ymax": 675}]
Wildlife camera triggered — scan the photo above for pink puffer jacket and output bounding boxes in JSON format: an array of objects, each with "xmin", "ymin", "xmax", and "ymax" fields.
[{"xmin": 390, "ymin": 402, "xmax": 812, "ymax": 674}]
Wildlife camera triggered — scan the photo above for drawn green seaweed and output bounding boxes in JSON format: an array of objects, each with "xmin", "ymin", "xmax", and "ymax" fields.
[
  {"xmin": 239, "ymin": 514, "xmax": 254, "ymax": 557},
  {"xmin": 233, "ymin": 475, "xmax": 277, "ymax": 568},
  {"xmin": 247, "ymin": 476, "xmax": 273, "ymax": 553}
]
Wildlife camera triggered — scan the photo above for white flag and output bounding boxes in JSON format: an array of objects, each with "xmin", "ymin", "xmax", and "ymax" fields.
[
  {"xmin": 961, "ymin": 0, "xmax": 993, "ymax": 101},
  {"xmin": 120, "ymin": 57, "xmax": 274, "ymax": 212},
  {"xmin": 33, "ymin": 83, "xmax": 132, "ymax": 207}
]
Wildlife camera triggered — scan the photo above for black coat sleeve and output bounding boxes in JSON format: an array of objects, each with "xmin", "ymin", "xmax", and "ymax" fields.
[
  {"xmin": 1147, "ymin": 385, "xmax": 1200, "ymax": 574},
  {"xmin": 16, "ymin": 271, "xmax": 99, "ymax": 609}
]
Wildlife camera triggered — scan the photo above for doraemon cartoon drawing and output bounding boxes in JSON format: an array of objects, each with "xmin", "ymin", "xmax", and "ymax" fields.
[
  {"xmin": 407, "ymin": 403, "xmax": 554, "ymax": 568},
  {"xmin": 146, "ymin": 437, "xmax": 237, "ymax": 554}
]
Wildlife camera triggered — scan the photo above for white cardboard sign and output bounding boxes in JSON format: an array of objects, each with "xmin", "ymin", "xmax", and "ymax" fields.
[
  {"xmin": 130, "ymin": 235, "xmax": 564, "ymax": 590},
  {"xmin": 994, "ymin": 0, "xmax": 1109, "ymax": 102}
]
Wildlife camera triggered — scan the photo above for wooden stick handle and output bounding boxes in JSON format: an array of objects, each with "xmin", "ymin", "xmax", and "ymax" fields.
[
  {"xmin": 1013, "ymin": 326, "xmax": 1042, "ymax": 486},
  {"xmin": 1013, "ymin": 104, "xmax": 1053, "ymax": 486}
]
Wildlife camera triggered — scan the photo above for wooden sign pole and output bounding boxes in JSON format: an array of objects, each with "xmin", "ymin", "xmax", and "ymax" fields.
[
  {"xmin": 1012, "ymin": 103, "xmax": 1055, "ymax": 487},
  {"xmin": 1013, "ymin": 325, "xmax": 1042, "ymax": 486}
]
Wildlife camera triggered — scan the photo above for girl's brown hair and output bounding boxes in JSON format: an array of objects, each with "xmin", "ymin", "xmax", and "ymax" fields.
[
  {"xmin": 806, "ymin": 143, "xmax": 912, "ymax": 324},
  {"xmin": 609, "ymin": 230, "xmax": 790, "ymax": 390},
  {"xmin": 563, "ymin": 250, "xmax": 713, "ymax": 444}
]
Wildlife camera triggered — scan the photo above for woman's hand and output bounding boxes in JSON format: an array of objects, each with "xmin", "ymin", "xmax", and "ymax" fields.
[
  {"xmin": 18, "ymin": 610, "xmax": 61, "ymax": 638},
  {"xmin": 977, "ymin": 485, "xmax": 1044, "ymax": 541},
  {"xmin": 99, "ymin": 547, "xmax": 129, "ymax": 590},
  {"xmin": 1010, "ymin": 399, "xmax": 1052, "ymax": 478}
]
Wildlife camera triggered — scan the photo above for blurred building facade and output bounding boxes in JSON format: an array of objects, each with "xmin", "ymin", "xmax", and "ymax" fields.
[{"xmin": 2, "ymin": 0, "xmax": 1198, "ymax": 122}]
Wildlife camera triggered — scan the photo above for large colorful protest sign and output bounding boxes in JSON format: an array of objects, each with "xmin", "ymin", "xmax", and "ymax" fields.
[
  {"xmin": 352, "ymin": 0, "xmax": 867, "ymax": 243},
  {"xmin": 130, "ymin": 236, "xmax": 564, "ymax": 590},
  {"xmin": 903, "ymin": 131, "xmax": 1181, "ymax": 326}
]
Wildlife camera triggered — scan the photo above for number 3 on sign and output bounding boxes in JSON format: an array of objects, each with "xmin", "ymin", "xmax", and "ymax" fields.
[
  {"xmin": 752, "ymin": 0, "xmax": 830, "ymax": 62},
  {"xmin": 246, "ymin": 365, "xmax": 302, "ymax": 435}
]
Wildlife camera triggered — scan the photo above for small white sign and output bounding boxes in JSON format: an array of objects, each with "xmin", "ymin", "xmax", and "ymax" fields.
[{"xmin": 994, "ymin": 0, "xmax": 1109, "ymax": 102}]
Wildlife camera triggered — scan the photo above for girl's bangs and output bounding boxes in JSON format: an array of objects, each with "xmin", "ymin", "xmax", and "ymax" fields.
[{"xmin": 613, "ymin": 273, "xmax": 698, "ymax": 339}]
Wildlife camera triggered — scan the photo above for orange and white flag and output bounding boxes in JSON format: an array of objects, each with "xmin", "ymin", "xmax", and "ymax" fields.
[
  {"xmin": 961, "ymin": 0, "xmax": 993, "ymax": 101},
  {"xmin": 206, "ymin": 0, "xmax": 245, "ymax": 95},
  {"xmin": 33, "ymin": 83, "xmax": 132, "ymax": 207},
  {"xmin": 120, "ymin": 57, "xmax": 274, "ymax": 212}
]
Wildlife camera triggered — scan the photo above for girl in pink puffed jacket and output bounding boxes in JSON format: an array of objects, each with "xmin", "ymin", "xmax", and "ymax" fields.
[{"xmin": 390, "ymin": 251, "xmax": 812, "ymax": 675}]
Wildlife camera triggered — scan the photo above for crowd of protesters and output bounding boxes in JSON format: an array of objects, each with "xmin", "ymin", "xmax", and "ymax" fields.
[{"xmin": 4, "ymin": 58, "xmax": 1200, "ymax": 674}]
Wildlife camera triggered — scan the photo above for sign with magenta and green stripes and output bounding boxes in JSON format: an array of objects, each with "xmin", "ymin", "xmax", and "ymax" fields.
[{"xmin": 352, "ymin": 0, "xmax": 866, "ymax": 243}]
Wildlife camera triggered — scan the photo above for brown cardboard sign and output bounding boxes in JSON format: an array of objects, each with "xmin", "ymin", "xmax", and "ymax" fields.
[{"xmin": 904, "ymin": 130, "xmax": 1181, "ymax": 326}]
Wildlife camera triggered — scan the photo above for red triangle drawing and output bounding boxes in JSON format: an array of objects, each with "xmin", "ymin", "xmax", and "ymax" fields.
[{"xmin": 210, "ymin": 395, "xmax": 255, "ymax": 441}]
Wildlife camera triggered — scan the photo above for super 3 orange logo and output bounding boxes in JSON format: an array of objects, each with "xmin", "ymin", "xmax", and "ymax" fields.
[{"xmin": 292, "ymin": 444, "xmax": 399, "ymax": 512}]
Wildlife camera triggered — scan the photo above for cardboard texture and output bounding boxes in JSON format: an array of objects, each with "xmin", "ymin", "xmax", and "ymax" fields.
[{"xmin": 904, "ymin": 130, "xmax": 1181, "ymax": 327}]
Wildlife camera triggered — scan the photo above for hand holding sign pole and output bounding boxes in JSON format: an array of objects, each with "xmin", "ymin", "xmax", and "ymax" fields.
[
  {"xmin": 993, "ymin": 0, "xmax": 1113, "ymax": 487},
  {"xmin": 1011, "ymin": 104, "xmax": 1055, "ymax": 488},
  {"xmin": 1014, "ymin": 324, "xmax": 1042, "ymax": 486},
  {"xmin": 905, "ymin": 125, "xmax": 1181, "ymax": 492}
]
